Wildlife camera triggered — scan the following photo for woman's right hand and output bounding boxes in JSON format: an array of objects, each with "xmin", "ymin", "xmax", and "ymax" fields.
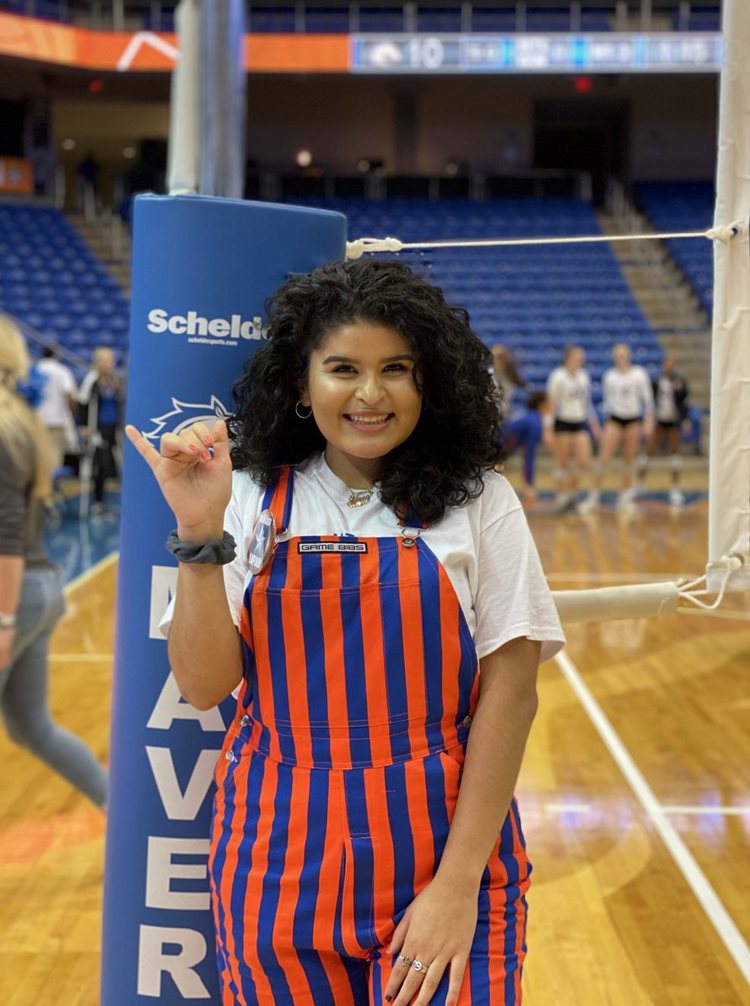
[{"xmin": 124, "ymin": 419, "xmax": 232, "ymax": 541}]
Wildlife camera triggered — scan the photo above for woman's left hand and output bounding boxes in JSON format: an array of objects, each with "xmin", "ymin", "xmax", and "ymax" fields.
[{"xmin": 384, "ymin": 875, "xmax": 478, "ymax": 1006}]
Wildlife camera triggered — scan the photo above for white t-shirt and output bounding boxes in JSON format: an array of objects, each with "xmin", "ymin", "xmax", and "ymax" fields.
[
  {"xmin": 35, "ymin": 358, "xmax": 76, "ymax": 426},
  {"xmin": 602, "ymin": 366, "xmax": 654, "ymax": 420},
  {"xmin": 162, "ymin": 453, "xmax": 565, "ymax": 665},
  {"xmin": 546, "ymin": 366, "xmax": 592, "ymax": 424},
  {"xmin": 655, "ymin": 376, "xmax": 679, "ymax": 423}
]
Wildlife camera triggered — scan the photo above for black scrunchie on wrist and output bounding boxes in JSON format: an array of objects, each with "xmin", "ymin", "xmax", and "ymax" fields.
[{"xmin": 165, "ymin": 530, "xmax": 237, "ymax": 565}]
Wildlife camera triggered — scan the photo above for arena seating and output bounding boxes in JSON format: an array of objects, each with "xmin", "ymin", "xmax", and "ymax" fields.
[
  {"xmin": 636, "ymin": 181, "xmax": 714, "ymax": 316},
  {"xmin": 0, "ymin": 204, "xmax": 130, "ymax": 371},
  {"xmin": 0, "ymin": 1, "xmax": 722, "ymax": 33},
  {"xmin": 296, "ymin": 197, "xmax": 663, "ymax": 410},
  {"xmin": 1, "ymin": 196, "xmax": 661, "ymax": 414}
]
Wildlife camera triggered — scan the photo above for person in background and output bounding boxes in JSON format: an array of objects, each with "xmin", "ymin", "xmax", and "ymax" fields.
[
  {"xmin": 0, "ymin": 316, "xmax": 107, "ymax": 808},
  {"xmin": 500, "ymin": 390, "xmax": 555, "ymax": 506},
  {"xmin": 490, "ymin": 343, "xmax": 526, "ymax": 418},
  {"xmin": 546, "ymin": 344, "xmax": 601, "ymax": 514},
  {"xmin": 35, "ymin": 346, "xmax": 77, "ymax": 471},
  {"xmin": 77, "ymin": 346, "xmax": 124, "ymax": 515},
  {"xmin": 582, "ymin": 343, "xmax": 654, "ymax": 513},
  {"xmin": 636, "ymin": 356, "xmax": 690, "ymax": 508},
  {"xmin": 76, "ymin": 151, "xmax": 100, "ymax": 196}
]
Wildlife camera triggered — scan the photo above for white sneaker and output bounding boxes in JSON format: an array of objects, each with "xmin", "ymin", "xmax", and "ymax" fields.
[
  {"xmin": 616, "ymin": 490, "xmax": 637, "ymax": 512},
  {"xmin": 578, "ymin": 491, "xmax": 599, "ymax": 514},
  {"xmin": 669, "ymin": 488, "xmax": 685, "ymax": 507},
  {"xmin": 555, "ymin": 495, "xmax": 578, "ymax": 515}
]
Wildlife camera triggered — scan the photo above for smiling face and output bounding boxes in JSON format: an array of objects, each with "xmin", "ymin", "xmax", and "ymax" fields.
[{"xmin": 299, "ymin": 319, "xmax": 423, "ymax": 486}]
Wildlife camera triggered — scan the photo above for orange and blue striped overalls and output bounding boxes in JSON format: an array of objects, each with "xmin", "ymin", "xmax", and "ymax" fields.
[{"xmin": 210, "ymin": 467, "xmax": 531, "ymax": 1005}]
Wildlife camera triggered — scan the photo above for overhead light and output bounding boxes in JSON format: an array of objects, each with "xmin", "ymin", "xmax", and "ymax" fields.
[
  {"xmin": 445, "ymin": 161, "xmax": 459, "ymax": 176},
  {"xmin": 295, "ymin": 149, "xmax": 312, "ymax": 167},
  {"xmin": 123, "ymin": 146, "xmax": 136, "ymax": 159},
  {"xmin": 61, "ymin": 138, "xmax": 76, "ymax": 151},
  {"xmin": 357, "ymin": 158, "xmax": 384, "ymax": 174}
]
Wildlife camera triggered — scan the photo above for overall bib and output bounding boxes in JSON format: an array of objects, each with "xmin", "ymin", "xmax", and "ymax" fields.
[{"xmin": 210, "ymin": 468, "xmax": 531, "ymax": 1005}]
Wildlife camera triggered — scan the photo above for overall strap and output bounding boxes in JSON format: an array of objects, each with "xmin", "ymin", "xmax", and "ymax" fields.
[{"xmin": 260, "ymin": 466, "xmax": 295, "ymax": 532}]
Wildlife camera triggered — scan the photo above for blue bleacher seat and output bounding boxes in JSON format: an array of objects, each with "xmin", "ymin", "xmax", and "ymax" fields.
[
  {"xmin": 249, "ymin": 7, "xmax": 297, "ymax": 32},
  {"xmin": 526, "ymin": 7, "xmax": 573, "ymax": 32},
  {"xmin": 636, "ymin": 181, "xmax": 714, "ymax": 315},
  {"xmin": 358, "ymin": 6, "xmax": 405, "ymax": 32},
  {"xmin": 0, "ymin": 204, "xmax": 130, "ymax": 365},
  {"xmin": 305, "ymin": 6, "xmax": 350, "ymax": 32},
  {"xmin": 471, "ymin": 7, "xmax": 518, "ymax": 32},
  {"xmin": 417, "ymin": 5, "xmax": 463, "ymax": 32}
]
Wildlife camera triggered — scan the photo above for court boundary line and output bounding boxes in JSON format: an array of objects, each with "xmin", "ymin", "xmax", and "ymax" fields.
[
  {"xmin": 63, "ymin": 551, "xmax": 119, "ymax": 596},
  {"xmin": 554, "ymin": 649, "xmax": 750, "ymax": 985},
  {"xmin": 661, "ymin": 806, "xmax": 750, "ymax": 816},
  {"xmin": 50, "ymin": 653, "xmax": 115, "ymax": 662}
]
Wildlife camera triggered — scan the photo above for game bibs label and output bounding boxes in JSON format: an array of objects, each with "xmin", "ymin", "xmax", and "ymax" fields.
[{"xmin": 298, "ymin": 542, "xmax": 368, "ymax": 554}]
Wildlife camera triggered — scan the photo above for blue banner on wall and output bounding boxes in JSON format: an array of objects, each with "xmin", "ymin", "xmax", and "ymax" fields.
[{"xmin": 101, "ymin": 194, "xmax": 347, "ymax": 1004}]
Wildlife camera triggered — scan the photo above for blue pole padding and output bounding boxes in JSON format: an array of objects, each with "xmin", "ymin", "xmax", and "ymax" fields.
[{"xmin": 101, "ymin": 195, "xmax": 346, "ymax": 1005}]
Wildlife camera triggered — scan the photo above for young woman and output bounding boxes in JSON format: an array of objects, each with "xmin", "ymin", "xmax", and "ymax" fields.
[
  {"xmin": 77, "ymin": 345, "xmax": 124, "ymax": 514},
  {"xmin": 127, "ymin": 259, "xmax": 564, "ymax": 1006},
  {"xmin": 0, "ymin": 316, "xmax": 107, "ymax": 808},
  {"xmin": 583, "ymin": 343, "xmax": 654, "ymax": 513},
  {"xmin": 500, "ymin": 391, "xmax": 555, "ymax": 507},
  {"xmin": 490, "ymin": 344, "xmax": 526, "ymax": 419},
  {"xmin": 636, "ymin": 356, "xmax": 690, "ymax": 507},
  {"xmin": 546, "ymin": 345, "xmax": 601, "ymax": 514}
]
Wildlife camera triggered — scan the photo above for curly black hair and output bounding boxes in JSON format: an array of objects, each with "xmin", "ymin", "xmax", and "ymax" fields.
[{"xmin": 229, "ymin": 258, "xmax": 504, "ymax": 525}]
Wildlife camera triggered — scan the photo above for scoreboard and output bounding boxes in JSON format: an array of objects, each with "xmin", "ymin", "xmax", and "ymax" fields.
[{"xmin": 351, "ymin": 32, "xmax": 722, "ymax": 74}]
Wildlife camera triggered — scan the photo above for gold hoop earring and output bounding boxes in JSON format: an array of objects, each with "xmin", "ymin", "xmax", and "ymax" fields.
[{"xmin": 295, "ymin": 401, "xmax": 313, "ymax": 419}]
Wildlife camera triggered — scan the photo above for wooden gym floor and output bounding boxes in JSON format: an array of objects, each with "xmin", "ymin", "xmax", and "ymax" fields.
[{"xmin": 0, "ymin": 474, "xmax": 748, "ymax": 1005}]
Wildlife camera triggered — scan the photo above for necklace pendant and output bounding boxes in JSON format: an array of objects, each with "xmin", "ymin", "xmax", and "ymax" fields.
[{"xmin": 347, "ymin": 490, "xmax": 373, "ymax": 508}]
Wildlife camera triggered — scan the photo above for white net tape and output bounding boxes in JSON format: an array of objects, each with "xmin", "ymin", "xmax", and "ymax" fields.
[{"xmin": 345, "ymin": 222, "xmax": 746, "ymax": 259}]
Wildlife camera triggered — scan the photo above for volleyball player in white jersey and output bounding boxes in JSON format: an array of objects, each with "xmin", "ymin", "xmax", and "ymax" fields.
[
  {"xmin": 546, "ymin": 345, "xmax": 601, "ymax": 513},
  {"xmin": 581, "ymin": 343, "xmax": 654, "ymax": 512},
  {"xmin": 636, "ymin": 356, "xmax": 690, "ymax": 507}
]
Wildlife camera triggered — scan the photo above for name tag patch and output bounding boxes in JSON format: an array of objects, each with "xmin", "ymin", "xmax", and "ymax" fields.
[{"xmin": 298, "ymin": 542, "xmax": 368, "ymax": 554}]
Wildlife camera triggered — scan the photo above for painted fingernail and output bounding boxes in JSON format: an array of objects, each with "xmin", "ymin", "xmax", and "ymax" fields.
[
  {"xmin": 187, "ymin": 444, "xmax": 198, "ymax": 452},
  {"xmin": 385, "ymin": 997, "xmax": 392, "ymax": 1003},
  {"xmin": 200, "ymin": 451, "xmax": 210, "ymax": 462},
  {"xmin": 203, "ymin": 435, "xmax": 213, "ymax": 446}
]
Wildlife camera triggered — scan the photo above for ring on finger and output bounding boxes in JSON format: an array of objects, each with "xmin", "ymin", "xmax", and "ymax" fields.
[
  {"xmin": 397, "ymin": 954, "xmax": 412, "ymax": 968},
  {"xmin": 411, "ymin": 959, "xmax": 429, "ymax": 973}
]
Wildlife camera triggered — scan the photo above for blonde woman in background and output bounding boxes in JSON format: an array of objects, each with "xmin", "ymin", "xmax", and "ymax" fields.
[
  {"xmin": 0, "ymin": 316, "xmax": 107, "ymax": 807},
  {"xmin": 546, "ymin": 344, "xmax": 601, "ymax": 514},
  {"xmin": 77, "ymin": 346, "xmax": 124, "ymax": 516},
  {"xmin": 581, "ymin": 342, "xmax": 654, "ymax": 513}
]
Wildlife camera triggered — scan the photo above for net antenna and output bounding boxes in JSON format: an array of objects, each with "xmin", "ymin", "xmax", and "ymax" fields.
[{"xmin": 346, "ymin": 2, "xmax": 750, "ymax": 624}]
